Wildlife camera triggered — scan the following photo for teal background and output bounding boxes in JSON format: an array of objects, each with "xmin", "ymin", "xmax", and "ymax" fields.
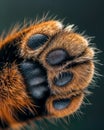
[{"xmin": 0, "ymin": 0, "xmax": 104, "ymax": 130}]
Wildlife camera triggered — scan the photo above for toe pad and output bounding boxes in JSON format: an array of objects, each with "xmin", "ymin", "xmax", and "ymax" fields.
[
  {"xmin": 46, "ymin": 49, "xmax": 69, "ymax": 66},
  {"xmin": 53, "ymin": 98, "xmax": 71, "ymax": 110},
  {"xmin": 54, "ymin": 72, "xmax": 73, "ymax": 87},
  {"xmin": 27, "ymin": 34, "xmax": 49, "ymax": 50}
]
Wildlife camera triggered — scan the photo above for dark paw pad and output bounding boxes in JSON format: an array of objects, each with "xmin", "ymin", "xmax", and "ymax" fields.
[
  {"xmin": 53, "ymin": 72, "xmax": 73, "ymax": 87},
  {"xmin": 53, "ymin": 98, "xmax": 71, "ymax": 110},
  {"xmin": 19, "ymin": 60, "xmax": 50, "ymax": 114},
  {"xmin": 46, "ymin": 49, "xmax": 69, "ymax": 66},
  {"xmin": 28, "ymin": 83, "xmax": 50, "ymax": 100},
  {"xmin": 27, "ymin": 34, "xmax": 49, "ymax": 50}
]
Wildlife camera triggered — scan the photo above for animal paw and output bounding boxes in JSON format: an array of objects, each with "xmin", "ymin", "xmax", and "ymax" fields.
[{"xmin": 0, "ymin": 20, "xmax": 95, "ymax": 129}]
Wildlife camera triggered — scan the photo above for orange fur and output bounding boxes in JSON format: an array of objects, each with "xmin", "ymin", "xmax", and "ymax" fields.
[
  {"xmin": 46, "ymin": 92, "xmax": 84, "ymax": 117},
  {"xmin": 0, "ymin": 20, "xmax": 95, "ymax": 130},
  {"xmin": 0, "ymin": 64, "xmax": 35, "ymax": 129}
]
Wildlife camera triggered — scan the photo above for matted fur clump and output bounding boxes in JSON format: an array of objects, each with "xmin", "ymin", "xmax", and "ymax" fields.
[{"xmin": 0, "ymin": 17, "xmax": 97, "ymax": 130}]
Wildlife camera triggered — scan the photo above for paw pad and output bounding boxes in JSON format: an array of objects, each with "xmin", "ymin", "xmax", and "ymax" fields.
[
  {"xmin": 53, "ymin": 98, "xmax": 71, "ymax": 110},
  {"xmin": 19, "ymin": 60, "xmax": 50, "ymax": 101},
  {"xmin": 53, "ymin": 72, "xmax": 73, "ymax": 87},
  {"xmin": 46, "ymin": 49, "xmax": 69, "ymax": 66},
  {"xmin": 27, "ymin": 34, "xmax": 49, "ymax": 50}
]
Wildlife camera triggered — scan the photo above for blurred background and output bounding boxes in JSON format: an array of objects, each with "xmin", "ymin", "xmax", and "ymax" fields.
[{"xmin": 0, "ymin": 0, "xmax": 104, "ymax": 130}]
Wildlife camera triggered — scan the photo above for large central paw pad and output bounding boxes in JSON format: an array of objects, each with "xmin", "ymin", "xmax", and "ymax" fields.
[{"xmin": 19, "ymin": 60, "xmax": 50, "ymax": 100}]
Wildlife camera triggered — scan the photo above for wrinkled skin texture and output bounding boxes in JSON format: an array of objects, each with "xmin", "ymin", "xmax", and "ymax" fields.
[{"xmin": 0, "ymin": 20, "xmax": 95, "ymax": 129}]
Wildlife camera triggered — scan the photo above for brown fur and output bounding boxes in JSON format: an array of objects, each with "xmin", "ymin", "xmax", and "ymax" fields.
[
  {"xmin": 0, "ymin": 20, "xmax": 95, "ymax": 129},
  {"xmin": 0, "ymin": 64, "xmax": 35, "ymax": 129}
]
